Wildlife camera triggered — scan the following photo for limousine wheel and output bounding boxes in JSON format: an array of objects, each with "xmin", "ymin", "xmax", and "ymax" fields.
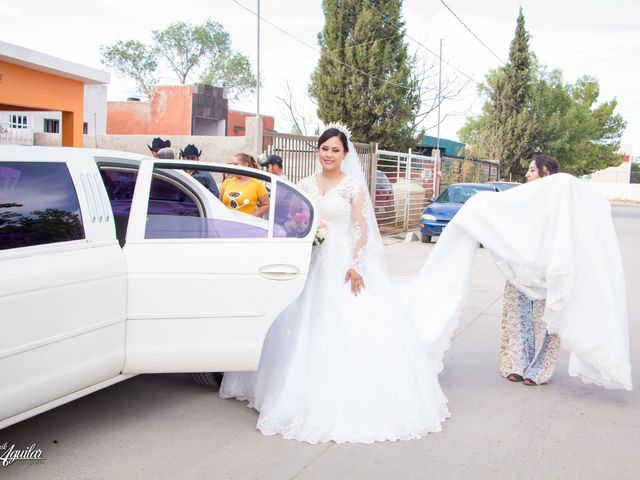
[{"xmin": 190, "ymin": 372, "xmax": 224, "ymax": 388}]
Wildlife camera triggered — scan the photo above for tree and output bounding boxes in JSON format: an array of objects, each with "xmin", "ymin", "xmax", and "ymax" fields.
[
  {"xmin": 101, "ymin": 19, "xmax": 257, "ymax": 100},
  {"xmin": 309, "ymin": 0, "xmax": 420, "ymax": 150},
  {"xmin": 462, "ymin": 8, "xmax": 539, "ymax": 179},
  {"xmin": 631, "ymin": 159, "xmax": 640, "ymax": 184},
  {"xmin": 459, "ymin": 9, "xmax": 625, "ymax": 179},
  {"xmin": 531, "ymin": 73, "xmax": 625, "ymax": 176},
  {"xmin": 100, "ymin": 40, "xmax": 158, "ymax": 98}
]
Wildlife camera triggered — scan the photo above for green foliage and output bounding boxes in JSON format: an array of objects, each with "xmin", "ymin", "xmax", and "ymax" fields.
[
  {"xmin": 101, "ymin": 19, "xmax": 256, "ymax": 99},
  {"xmin": 100, "ymin": 40, "xmax": 158, "ymax": 97},
  {"xmin": 460, "ymin": 9, "xmax": 625, "ymax": 179},
  {"xmin": 309, "ymin": 0, "xmax": 420, "ymax": 150},
  {"xmin": 200, "ymin": 50, "xmax": 257, "ymax": 100},
  {"xmin": 462, "ymin": 9, "xmax": 539, "ymax": 180},
  {"xmin": 631, "ymin": 160, "xmax": 640, "ymax": 184}
]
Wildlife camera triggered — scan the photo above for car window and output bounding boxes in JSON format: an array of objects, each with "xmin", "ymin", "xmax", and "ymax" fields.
[
  {"xmin": 272, "ymin": 182, "xmax": 314, "ymax": 238},
  {"xmin": 438, "ymin": 185, "xmax": 485, "ymax": 203},
  {"xmin": 435, "ymin": 188, "xmax": 451, "ymax": 203},
  {"xmin": 145, "ymin": 166, "xmax": 268, "ymax": 239},
  {"xmin": 0, "ymin": 162, "xmax": 85, "ymax": 250},
  {"xmin": 100, "ymin": 167, "xmax": 138, "ymax": 247}
]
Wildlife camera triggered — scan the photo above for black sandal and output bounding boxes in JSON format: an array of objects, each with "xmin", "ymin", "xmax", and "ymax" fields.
[
  {"xmin": 507, "ymin": 373, "xmax": 524, "ymax": 382},
  {"xmin": 523, "ymin": 378, "xmax": 538, "ymax": 386}
]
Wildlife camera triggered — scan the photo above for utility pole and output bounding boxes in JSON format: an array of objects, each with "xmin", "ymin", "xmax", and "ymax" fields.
[
  {"xmin": 436, "ymin": 38, "xmax": 443, "ymax": 152},
  {"xmin": 256, "ymin": 0, "xmax": 260, "ymax": 118}
]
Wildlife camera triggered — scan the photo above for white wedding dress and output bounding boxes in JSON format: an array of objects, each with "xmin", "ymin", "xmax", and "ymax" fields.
[{"xmin": 220, "ymin": 173, "xmax": 450, "ymax": 444}]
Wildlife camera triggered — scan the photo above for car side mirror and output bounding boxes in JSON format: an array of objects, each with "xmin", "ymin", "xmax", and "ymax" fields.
[{"xmin": 426, "ymin": 197, "xmax": 435, "ymax": 203}]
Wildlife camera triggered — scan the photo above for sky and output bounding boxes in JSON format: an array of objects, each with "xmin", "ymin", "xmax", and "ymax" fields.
[{"xmin": 3, "ymin": 0, "xmax": 639, "ymax": 155}]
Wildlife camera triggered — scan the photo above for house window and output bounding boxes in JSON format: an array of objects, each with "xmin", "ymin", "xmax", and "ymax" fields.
[
  {"xmin": 43, "ymin": 119, "xmax": 60, "ymax": 134},
  {"xmin": 9, "ymin": 115, "xmax": 28, "ymax": 129},
  {"xmin": 83, "ymin": 122, "xmax": 89, "ymax": 134}
]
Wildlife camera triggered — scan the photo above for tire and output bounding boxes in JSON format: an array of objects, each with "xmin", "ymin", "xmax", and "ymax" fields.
[
  {"xmin": 190, "ymin": 372, "xmax": 224, "ymax": 388},
  {"xmin": 421, "ymin": 234, "xmax": 431, "ymax": 243}
]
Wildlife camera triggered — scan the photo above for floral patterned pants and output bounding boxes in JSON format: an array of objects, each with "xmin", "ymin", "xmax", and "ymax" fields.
[{"xmin": 499, "ymin": 282, "xmax": 561, "ymax": 384}]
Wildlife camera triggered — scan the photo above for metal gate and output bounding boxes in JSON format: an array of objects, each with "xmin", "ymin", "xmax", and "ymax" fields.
[
  {"xmin": 262, "ymin": 131, "xmax": 377, "ymax": 191},
  {"xmin": 376, "ymin": 149, "xmax": 437, "ymax": 235}
]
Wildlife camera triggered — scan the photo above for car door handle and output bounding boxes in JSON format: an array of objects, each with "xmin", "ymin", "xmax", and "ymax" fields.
[{"xmin": 258, "ymin": 264, "xmax": 300, "ymax": 281}]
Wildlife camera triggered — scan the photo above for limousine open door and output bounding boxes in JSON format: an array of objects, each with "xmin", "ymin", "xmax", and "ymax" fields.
[{"xmin": 114, "ymin": 159, "xmax": 316, "ymax": 374}]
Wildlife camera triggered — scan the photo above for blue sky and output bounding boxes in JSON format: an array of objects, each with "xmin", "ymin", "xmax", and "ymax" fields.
[{"xmin": 3, "ymin": 0, "xmax": 638, "ymax": 155}]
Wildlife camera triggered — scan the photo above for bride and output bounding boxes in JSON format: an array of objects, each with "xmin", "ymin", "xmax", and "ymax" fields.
[
  {"xmin": 220, "ymin": 125, "xmax": 633, "ymax": 444},
  {"xmin": 219, "ymin": 126, "xmax": 451, "ymax": 444}
]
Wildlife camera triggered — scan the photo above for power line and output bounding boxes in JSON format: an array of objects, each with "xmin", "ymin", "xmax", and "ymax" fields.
[
  {"xmin": 439, "ymin": 0, "xmax": 506, "ymax": 65},
  {"xmin": 229, "ymin": 0, "xmax": 427, "ymax": 91},
  {"xmin": 360, "ymin": 0, "xmax": 484, "ymax": 88}
]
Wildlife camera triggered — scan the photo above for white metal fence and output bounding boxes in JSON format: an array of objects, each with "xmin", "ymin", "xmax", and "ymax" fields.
[
  {"xmin": 0, "ymin": 114, "xmax": 34, "ymax": 145},
  {"xmin": 375, "ymin": 149, "xmax": 437, "ymax": 235}
]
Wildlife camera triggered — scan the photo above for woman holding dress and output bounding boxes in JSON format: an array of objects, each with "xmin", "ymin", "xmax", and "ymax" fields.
[
  {"xmin": 220, "ymin": 126, "xmax": 450, "ymax": 444},
  {"xmin": 500, "ymin": 154, "xmax": 560, "ymax": 386}
]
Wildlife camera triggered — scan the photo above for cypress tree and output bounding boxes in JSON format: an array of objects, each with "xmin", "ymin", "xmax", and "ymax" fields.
[
  {"xmin": 493, "ymin": 8, "xmax": 539, "ymax": 179},
  {"xmin": 309, "ymin": 0, "xmax": 419, "ymax": 150}
]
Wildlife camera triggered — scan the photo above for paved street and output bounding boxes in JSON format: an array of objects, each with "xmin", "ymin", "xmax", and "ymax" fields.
[{"xmin": 2, "ymin": 205, "xmax": 639, "ymax": 480}]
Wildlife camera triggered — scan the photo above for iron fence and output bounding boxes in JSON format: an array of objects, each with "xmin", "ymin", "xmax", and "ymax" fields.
[
  {"xmin": 439, "ymin": 156, "xmax": 500, "ymax": 193},
  {"xmin": 376, "ymin": 149, "xmax": 437, "ymax": 235},
  {"xmin": 0, "ymin": 122, "xmax": 34, "ymax": 146},
  {"xmin": 262, "ymin": 131, "xmax": 377, "ymax": 193}
]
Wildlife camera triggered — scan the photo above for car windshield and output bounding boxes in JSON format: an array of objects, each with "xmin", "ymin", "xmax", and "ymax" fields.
[
  {"xmin": 491, "ymin": 182, "xmax": 519, "ymax": 191},
  {"xmin": 436, "ymin": 185, "xmax": 485, "ymax": 203}
]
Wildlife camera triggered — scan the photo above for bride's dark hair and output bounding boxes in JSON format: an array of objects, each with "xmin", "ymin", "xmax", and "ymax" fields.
[{"xmin": 317, "ymin": 128, "xmax": 349, "ymax": 152}]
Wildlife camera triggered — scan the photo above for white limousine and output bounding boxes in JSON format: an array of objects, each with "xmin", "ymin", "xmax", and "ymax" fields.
[{"xmin": 0, "ymin": 145, "xmax": 317, "ymax": 429}]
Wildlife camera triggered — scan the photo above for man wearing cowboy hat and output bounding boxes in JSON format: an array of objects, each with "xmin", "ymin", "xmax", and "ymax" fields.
[
  {"xmin": 180, "ymin": 144, "xmax": 219, "ymax": 198},
  {"xmin": 148, "ymin": 137, "xmax": 171, "ymax": 158}
]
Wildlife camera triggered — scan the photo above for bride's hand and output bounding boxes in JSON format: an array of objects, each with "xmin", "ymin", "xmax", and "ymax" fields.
[{"xmin": 345, "ymin": 269, "xmax": 365, "ymax": 296}]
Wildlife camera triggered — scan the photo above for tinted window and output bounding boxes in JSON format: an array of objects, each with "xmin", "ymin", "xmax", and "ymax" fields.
[
  {"xmin": 100, "ymin": 168, "xmax": 138, "ymax": 247},
  {"xmin": 148, "ymin": 175, "xmax": 200, "ymax": 217},
  {"xmin": 0, "ymin": 162, "xmax": 84, "ymax": 250},
  {"xmin": 145, "ymin": 166, "xmax": 270, "ymax": 239},
  {"xmin": 273, "ymin": 182, "xmax": 313, "ymax": 238}
]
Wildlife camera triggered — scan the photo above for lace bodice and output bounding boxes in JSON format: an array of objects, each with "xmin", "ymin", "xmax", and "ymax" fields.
[{"xmin": 298, "ymin": 174, "xmax": 370, "ymax": 273}]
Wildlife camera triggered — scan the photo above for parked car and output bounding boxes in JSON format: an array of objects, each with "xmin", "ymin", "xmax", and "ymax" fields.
[
  {"xmin": 374, "ymin": 170, "xmax": 396, "ymax": 223},
  {"xmin": 419, "ymin": 183, "xmax": 499, "ymax": 243},
  {"xmin": 484, "ymin": 181, "xmax": 521, "ymax": 191},
  {"xmin": 0, "ymin": 145, "xmax": 317, "ymax": 429}
]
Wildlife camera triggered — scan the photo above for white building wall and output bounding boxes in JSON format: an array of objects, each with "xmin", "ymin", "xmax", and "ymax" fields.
[
  {"xmin": 583, "ymin": 161, "xmax": 631, "ymax": 183},
  {"xmin": 0, "ymin": 85, "xmax": 107, "ymax": 136},
  {"xmin": 83, "ymin": 84, "xmax": 107, "ymax": 135}
]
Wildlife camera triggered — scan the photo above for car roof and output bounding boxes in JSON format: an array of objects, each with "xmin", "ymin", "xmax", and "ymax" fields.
[{"xmin": 446, "ymin": 182, "xmax": 496, "ymax": 189}]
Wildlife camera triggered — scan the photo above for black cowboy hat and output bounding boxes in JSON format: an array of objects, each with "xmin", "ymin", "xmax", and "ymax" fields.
[
  {"xmin": 180, "ymin": 144, "xmax": 202, "ymax": 158},
  {"xmin": 147, "ymin": 137, "xmax": 171, "ymax": 152}
]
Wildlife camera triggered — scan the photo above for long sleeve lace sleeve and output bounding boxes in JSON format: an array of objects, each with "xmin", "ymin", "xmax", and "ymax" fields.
[{"xmin": 350, "ymin": 183, "xmax": 369, "ymax": 273}]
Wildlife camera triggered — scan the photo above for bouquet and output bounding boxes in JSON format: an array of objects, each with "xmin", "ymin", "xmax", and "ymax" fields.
[{"xmin": 313, "ymin": 226, "xmax": 327, "ymax": 246}]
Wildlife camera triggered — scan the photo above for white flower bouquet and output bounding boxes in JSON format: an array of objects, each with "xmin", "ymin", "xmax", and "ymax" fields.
[{"xmin": 313, "ymin": 227, "xmax": 327, "ymax": 246}]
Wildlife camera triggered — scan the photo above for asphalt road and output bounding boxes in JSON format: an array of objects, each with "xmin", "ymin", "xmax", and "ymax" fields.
[{"xmin": 2, "ymin": 205, "xmax": 639, "ymax": 480}]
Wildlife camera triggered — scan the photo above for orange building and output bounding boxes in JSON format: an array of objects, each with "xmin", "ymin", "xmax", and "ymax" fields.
[
  {"xmin": 107, "ymin": 84, "xmax": 274, "ymax": 137},
  {"xmin": 0, "ymin": 40, "xmax": 109, "ymax": 147},
  {"xmin": 227, "ymin": 110, "xmax": 275, "ymax": 136}
]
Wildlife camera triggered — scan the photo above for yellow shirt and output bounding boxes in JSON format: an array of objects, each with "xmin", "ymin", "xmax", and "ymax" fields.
[{"xmin": 220, "ymin": 177, "xmax": 268, "ymax": 215}]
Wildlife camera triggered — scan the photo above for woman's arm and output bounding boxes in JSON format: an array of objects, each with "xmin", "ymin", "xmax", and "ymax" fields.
[
  {"xmin": 345, "ymin": 184, "xmax": 368, "ymax": 295},
  {"xmin": 253, "ymin": 194, "xmax": 270, "ymax": 217}
]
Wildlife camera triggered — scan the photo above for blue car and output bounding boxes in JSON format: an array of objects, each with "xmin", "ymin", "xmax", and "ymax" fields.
[{"xmin": 419, "ymin": 183, "xmax": 499, "ymax": 243}]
